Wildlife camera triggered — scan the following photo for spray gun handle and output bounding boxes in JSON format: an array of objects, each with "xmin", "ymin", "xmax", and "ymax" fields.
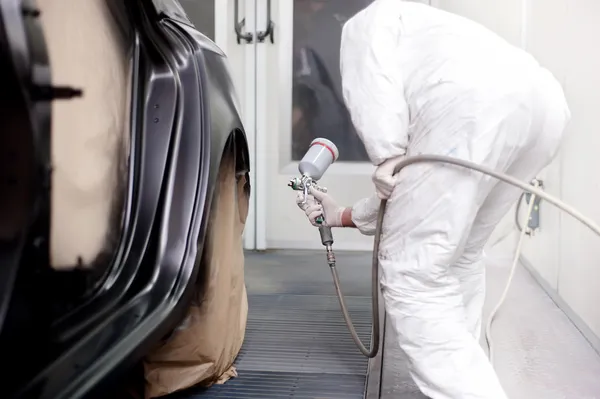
[
  {"xmin": 311, "ymin": 187, "xmax": 324, "ymax": 225},
  {"xmin": 288, "ymin": 176, "xmax": 326, "ymax": 224},
  {"xmin": 308, "ymin": 184, "xmax": 326, "ymax": 225},
  {"xmin": 318, "ymin": 225, "xmax": 334, "ymax": 246}
]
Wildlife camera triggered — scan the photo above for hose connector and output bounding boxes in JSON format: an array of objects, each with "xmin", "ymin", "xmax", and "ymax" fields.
[
  {"xmin": 318, "ymin": 226, "xmax": 336, "ymax": 266},
  {"xmin": 325, "ymin": 244, "xmax": 336, "ymax": 267}
]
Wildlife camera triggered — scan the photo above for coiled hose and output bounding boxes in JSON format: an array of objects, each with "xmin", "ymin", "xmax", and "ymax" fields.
[{"xmin": 328, "ymin": 154, "xmax": 600, "ymax": 360}]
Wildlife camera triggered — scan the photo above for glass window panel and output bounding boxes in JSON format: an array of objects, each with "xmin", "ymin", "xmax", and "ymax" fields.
[
  {"xmin": 292, "ymin": 0, "xmax": 373, "ymax": 162},
  {"xmin": 180, "ymin": 0, "xmax": 215, "ymax": 41}
]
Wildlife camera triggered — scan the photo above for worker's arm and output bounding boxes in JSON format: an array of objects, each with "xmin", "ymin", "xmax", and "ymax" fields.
[
  {"xmin": 348, "ymin": 194, "xmax": 381, "ymax": 235},
  {"xmin": 341, "ymin": 207, "xmax": 356, "ymax": 228},
  {"xmin": 340, "ymin": 3, "xmax": 409, "ymax": 166}
]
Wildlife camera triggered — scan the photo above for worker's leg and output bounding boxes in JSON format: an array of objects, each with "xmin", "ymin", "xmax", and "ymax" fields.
[
  {"xmin": 379, "ymin": 159, "xmax": 507, "ymax": 399},
  {"xmin": 450, "ymin": 252, "xmax": 486, "ymax": 342},
  {"xmin": 450, "ymin": 181, "xmax": 522, "ymax": 341}
]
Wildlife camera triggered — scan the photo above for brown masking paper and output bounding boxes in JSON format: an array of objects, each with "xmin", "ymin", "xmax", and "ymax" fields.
[{"xmin": 144, "ymin": 157, "xmax": 249, "ymax": 398}]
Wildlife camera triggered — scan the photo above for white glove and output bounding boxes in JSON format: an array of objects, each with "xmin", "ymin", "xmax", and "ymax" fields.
[
  {"xmin": 372, "ymin": 155, "xmax": 404, "ymax": 199},
  {"xmin": 296, "ymin": 189, "xmax": 345, "ymax": 227}
]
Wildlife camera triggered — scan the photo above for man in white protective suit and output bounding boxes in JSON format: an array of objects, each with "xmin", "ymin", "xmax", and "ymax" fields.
[{"xmin": 296, "ymin": 1, "xmax": 570, "ymax": 398}]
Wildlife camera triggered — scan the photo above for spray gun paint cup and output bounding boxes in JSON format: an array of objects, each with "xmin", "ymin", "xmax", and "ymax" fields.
[
  {"xmin": 299, "ymin": 138, "xmax": 339, "ymax": 180},
  {"xmin": 298, "ymin": 138, "xmax": 340, "ymax": 225}
]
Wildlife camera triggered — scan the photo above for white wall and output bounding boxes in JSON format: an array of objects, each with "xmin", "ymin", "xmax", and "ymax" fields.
[
  {"xmin": 435, "ymin": 0, "xmax": 600, "ymax": 344},
  {"xmin": 437, "ymin": 0, "xmax": 524, "ymax": 47},
  {"xmin": 551, "ymin": 0, "xmax": 600, "ymax": 342},
  {"xmin": 518, "ymin": 0, "xmax": 569, "ymax": 291}
]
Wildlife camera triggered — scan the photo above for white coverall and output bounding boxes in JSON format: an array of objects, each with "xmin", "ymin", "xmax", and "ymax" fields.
[{"xmin": 301, "ymin": 1, "xmax": 571, "ymax": 398}]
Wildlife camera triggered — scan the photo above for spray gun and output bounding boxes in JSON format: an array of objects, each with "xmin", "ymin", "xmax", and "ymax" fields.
[
  {"xmin": 288, "ymin": 138, "xmax": 339, "ymax": 227},
  {"xmin": 288, "ymin": 138, "xmax": 339, "ymax": 264},
  {"xmin": 288, "ymin": 139, "xmax": 379, "ymax": 358}
]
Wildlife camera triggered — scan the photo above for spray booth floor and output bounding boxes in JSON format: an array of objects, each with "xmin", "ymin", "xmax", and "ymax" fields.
[{"xmin": 182, "ymin": 250, "xmax": 600, "ymax": 399}]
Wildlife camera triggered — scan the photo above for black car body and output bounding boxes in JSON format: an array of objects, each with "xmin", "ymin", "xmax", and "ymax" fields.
[{"xmin": 0, "ymin": 0, "xmax": 250, "ymax": 397}]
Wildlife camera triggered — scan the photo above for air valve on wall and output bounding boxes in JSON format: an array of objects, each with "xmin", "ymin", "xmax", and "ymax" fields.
[{"xmin": 516, "ymin": 178, "xmax": 544, "ymax": 235}]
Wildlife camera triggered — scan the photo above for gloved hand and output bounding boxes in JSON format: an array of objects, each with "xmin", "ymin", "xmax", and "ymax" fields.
[
  {"xmin": 372, "ymin": 155, "xmax": 404, "ymax": 199},
  {"xmin": 296, "ymin": 189, "xmax": 345, "ymax": 227}
]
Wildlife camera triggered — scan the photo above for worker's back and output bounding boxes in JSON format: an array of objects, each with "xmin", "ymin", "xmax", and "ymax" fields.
[
  {"xmin": 341, "ymin": 0, "xmax": 566, "ymax": 161},
  {"xmin": 395, "ymin": 2, "xmax": 540, "ymax": 97}
]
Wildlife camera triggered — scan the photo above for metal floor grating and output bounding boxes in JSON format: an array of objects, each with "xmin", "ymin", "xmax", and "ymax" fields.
[
  {"xmin": 168, "ymin": 371, "xmax": 366, "ymax": 398},
  {"xmin": 185, "ymin": 251, "xmax": 374, "ymax": 399},
  {"xmin": 238, "ymin": 294, "xmax": 371, "ymax": 375}
]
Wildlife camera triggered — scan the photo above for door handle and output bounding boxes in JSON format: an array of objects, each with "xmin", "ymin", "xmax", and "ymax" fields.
[
  {"xmin": 256, "ymin": 0, "xmax": 275, "ymax": 44},
  {"xmin": 234, "ymin": 0, "xmax": 253, "ymax": 44}
]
